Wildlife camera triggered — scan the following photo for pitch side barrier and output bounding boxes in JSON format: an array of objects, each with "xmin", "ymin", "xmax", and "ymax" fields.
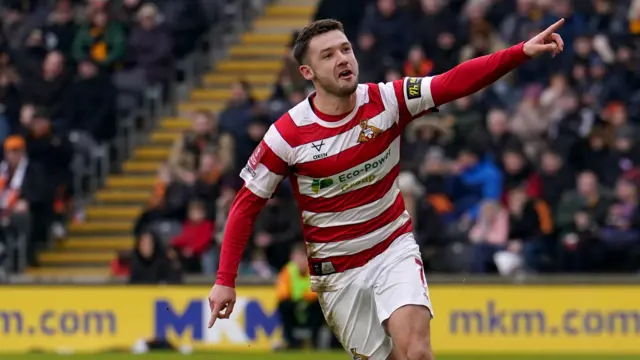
[{"xmin": 1, "ymin": 275, "xmax": 638, "ymax": 354}]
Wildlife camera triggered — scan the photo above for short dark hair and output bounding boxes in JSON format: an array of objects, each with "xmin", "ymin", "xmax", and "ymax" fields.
[{"xmin": 292, "ymin": 19, "xmax": 345, "ymax": 64}]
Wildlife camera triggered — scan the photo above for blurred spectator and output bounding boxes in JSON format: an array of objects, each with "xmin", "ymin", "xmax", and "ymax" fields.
[
  {"xmin": 127, "ymin": 3, "xmax": 173, "ymax": 86},
  {"xmin": 357, "ymin": 0, "xmax": 411, "ymax": 81},
  {"xmin": 412, "ymin": 0, "xmax": 459, "ymax": 74},
  {"xmin": 20, "ymin": 107, "xmax": 72, "ymax": 242},
  {"xmin": 129, "ymin": 231, "xmax": 182, "ymax": 284},
  {"xmin": 69, "ymin": 59, "xmax": 117, "ymax": 142},
  {"xmin": 21, "ymin": 51, "xmax": 71, "ymax": 123},
  {"xmin": 0, "ymin": 135, "xmax": 48, "ymax": 267},
  {"xmin": 112, "ymin": 0, "xmax": 144, "ymax": 33},
  {"xmin": 275, "ymin": 243, "xmax": 323, "ymax": 350},
  {"xmin": 41, "ymin": 0, "xmax": 78, "ymax": 58},
  {"xmin": 445, "ymin": 144, "xmax": 502, "ymax": 224},
  {"xmin": 556, "ymin": 171, "xmax": 613, "ymax": 272},
  {"xmin": 253, "ymin": 187, "xmax": 301, "ymax": 271},
  {"xmin": 539, "ymin": 148, "xmax": 574, "ymax": 209},
  {"xmin": 404, "ymin": 45, "xmax": 434, "ymax": 77},
  {"xmin": 155, "ymin": 0, "xmax": 207, "ymax": 59},
  {"xmin": 170, "ymin": 200, "xmax": 214, "ymax": 274},
  {"xmin": 598, "ymin": 177, "xmax": 640, "ymax": 272},
  {"xmin": 72, "ymin": 6, "xmax": 125, "ymax": 71},
  {"xmin": 169, "ymin": 109, "xmax": 233, "ymax": 186},
  {"xmin": 0, "ymin": 49, "xmax": 21, "ymax": 138},
  {"xmin": 468, "ymin": 200, "xmax": 509, "ymax": 273},
  {"xmin": 2, "ymin": 2, "xmax": 39, "ymax": 52}
]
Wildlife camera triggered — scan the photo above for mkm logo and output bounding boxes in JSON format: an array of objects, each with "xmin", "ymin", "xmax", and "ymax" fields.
[{"xmin": 154, "ymin": 298, "xmax": 280, "ymax": 345}]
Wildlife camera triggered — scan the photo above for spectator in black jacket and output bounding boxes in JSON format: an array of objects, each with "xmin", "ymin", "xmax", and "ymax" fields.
[
  {"xmin": 129, "ymin": 231, "xmax": 182, "ymax": 284},
  {"xmin": 69, "ymin": 59, "xmax": 117, "ymax": 143}
]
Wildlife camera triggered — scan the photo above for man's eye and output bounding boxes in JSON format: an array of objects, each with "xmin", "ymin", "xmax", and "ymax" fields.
[{"xmin": 323, "ymin": 53, "xmax": 332, "ymax": 59}]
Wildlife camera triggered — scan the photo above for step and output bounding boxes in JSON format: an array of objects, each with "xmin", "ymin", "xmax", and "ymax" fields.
[
  {"xmin": 26, "ymin": 267, "xmax": 111, "ymax": 276},
  {"xmin": 96, "ymin": 190, "xmax": 150, "ymax": 203},
  {"xmin": 69, "ymin": 221, "xmax": 134, "ymax": 233},
  {"xmin": 265, "ymin": 5, "xmax": 315, "ymax": 17},
  {"xmin": 39, "ymin": 251, "xmax": 115, "ymax": 264},
  {"xmin": 228, "ymin": 46, "xmax": 288, "ymax": 57},
  {"xmin": 204, "ymin": 73, "xmax": 277, "ymax": 86},
  {"xmin": 160, "ymin": 117, "xmax": 192, "ymax": 130},
  {"xmin": 216, "ymin": 60, "xmax": 282, "ymax": 72},
  {"xmin": 191, "ymin": 88, "xmax": 271, "ymax": 101},
  {"xmin": 254, "ymin": 18, "xmax": 310, "ymax": 29},
  {"xmin": 178, "ymin": 102, "xmax": 225, "ymax": 114},
  {"xmin": 60, "ymin": 236, "xmax": 134, "ymax": 250},
  {"xmin": 241, "ymin": 33, "xmax": 291, "ymax": 45},
  {"xmin": 123, "ymin": 160, "xmax": 160, "ymax": 173},
  {"xmin": 253, "ymin": 18, "xmax": 310, "ymax": 33},
  {"xmin": 86, "ymin": 206, "xmax": 142, "ymax": 220},
  {"xmin": 134, "ymin": 147, "xmax": 171, "ymax": 161},
  {"xmin": 150, "ymin": 131, "xmax": 181, "ymax": 143},
  {"xmin": 106, "ymin": 176, "xmax": 156, "ymax": 188}
]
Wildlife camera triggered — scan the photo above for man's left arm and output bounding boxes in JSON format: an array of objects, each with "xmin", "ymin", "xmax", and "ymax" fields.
[{"xmin": 392, "ymin": 43, "xmax": 529, "ymax": 128}]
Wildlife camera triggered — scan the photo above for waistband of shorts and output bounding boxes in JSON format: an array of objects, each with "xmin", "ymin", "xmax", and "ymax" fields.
[{"xmin": 307, "ymin": 221, "xmax": 412, "ymax": 276}]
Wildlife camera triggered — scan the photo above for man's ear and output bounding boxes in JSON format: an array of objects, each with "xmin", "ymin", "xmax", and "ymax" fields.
[{"xmin": 299, "ymin": 64, "xmax": 314, "ymax": 81}]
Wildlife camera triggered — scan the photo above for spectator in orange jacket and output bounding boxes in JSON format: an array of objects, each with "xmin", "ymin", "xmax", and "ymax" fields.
[{"xmin": 275, "ymin": 243, "xmax": 323, "ymax": 350}]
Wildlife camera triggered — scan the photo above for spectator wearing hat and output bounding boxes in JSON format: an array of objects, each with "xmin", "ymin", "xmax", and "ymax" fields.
[{"xmin": 0, "ymin": 135, "xmax": 48, "ymax": 268}]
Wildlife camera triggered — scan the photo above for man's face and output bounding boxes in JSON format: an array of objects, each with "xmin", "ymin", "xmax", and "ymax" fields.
[
  {"xmin": 5, "ymin": 149, "xmax": 22, "ymax": 165},
  {"xmin": 577, "ymin": 172, "xmax": 597, "ymax": 197},
  {"xmin": 192, "ymin": 114, "xmax": 211, "ymax": 134},
  {"xmin": 299, "ymin": 30, "xmax": 359, "ymax": 98}
]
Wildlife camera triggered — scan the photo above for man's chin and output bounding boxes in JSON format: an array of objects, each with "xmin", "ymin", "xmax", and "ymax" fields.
[{"xmin": 336, "ymin": 81, "xmax": 358, "ymax": 97}]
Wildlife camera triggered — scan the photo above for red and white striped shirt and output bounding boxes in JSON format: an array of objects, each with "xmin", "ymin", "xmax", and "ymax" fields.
[{"xmin": 216, "ymin": 43, "xmax": 530, "ymax": 289}]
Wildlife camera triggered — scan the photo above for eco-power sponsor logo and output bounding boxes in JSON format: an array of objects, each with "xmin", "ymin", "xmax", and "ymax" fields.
[{"xmin": 310, "ymin": 148, "xmax": 392, "ymax": 194}]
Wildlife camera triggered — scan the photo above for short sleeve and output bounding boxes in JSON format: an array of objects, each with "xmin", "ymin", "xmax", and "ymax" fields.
[{"xmin": 240, "ymin": 125, "xmax": 291, "ymax": 199}]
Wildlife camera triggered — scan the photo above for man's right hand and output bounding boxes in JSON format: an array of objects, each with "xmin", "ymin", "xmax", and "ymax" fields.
[{"xmin": 208, "ymin": 284, "xmax": 236, "ymax": 328}]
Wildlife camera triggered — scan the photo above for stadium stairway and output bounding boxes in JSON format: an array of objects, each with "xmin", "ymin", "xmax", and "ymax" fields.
[{"xmin": 29, "ymin": 0, "xmax": 317, "ymax": 277}]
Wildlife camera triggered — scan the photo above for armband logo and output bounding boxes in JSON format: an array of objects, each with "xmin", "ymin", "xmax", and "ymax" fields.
[
  {"xmin": 405, "ymin": 77, "xmax": 422, "ymax": 100},
  {"xmin": 248, "ymin": 142, "xmax": 265, "ymax": 171}
]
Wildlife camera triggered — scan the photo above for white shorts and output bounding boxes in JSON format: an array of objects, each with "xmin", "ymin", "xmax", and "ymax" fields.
[{"xmin": 317, "ymin": 233, "xmax": 434, "ymax": 360}]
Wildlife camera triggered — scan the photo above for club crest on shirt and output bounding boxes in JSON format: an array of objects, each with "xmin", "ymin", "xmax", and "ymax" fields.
[
  {"xmin": 357, "ymin": 119, "xmax": 381, "ymax": 143},
  {"xmin": 350, "ymin": 348, "xmax": 370, "ymax": 360}
]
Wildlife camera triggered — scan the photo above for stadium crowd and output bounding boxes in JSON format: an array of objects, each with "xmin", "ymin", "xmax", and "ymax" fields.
[
  {"xmin": 128, "ymin": 0, "xmax": 640, "ymax": 287},
  {"xmin": 0, "ymin": 0, "xmax": 210, "ymax": 275}
]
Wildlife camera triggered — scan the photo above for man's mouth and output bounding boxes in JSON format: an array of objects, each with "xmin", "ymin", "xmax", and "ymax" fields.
[{"xmin": 338, "ymin": 70, "xmax": 354, "ymax": 79}]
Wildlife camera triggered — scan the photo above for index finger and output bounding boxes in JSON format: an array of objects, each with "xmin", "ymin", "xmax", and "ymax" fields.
[
  {"xmin": 208, "ymin": 302, "xmax": 222, "ymax": 328},
  {"xmin": 542, "ymin": 18, "xmax": 565, "ymax": 36}
]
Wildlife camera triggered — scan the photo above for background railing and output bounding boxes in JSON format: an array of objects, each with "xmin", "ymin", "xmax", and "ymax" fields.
[{"xmin": 70, "ymin": 0, "xmax": 271, "ymax": 209}]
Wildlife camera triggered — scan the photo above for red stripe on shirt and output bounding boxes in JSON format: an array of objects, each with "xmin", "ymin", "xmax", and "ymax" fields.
[
  {"xmin": 295, "ymin": 127, "xmax": 401, "ymax": 178},
  {"xmin": 296, "ymin": 165, "xmax": 399, "ymax": 213},
  {"xmin": 304, "ymin": 192, "xmax": 406, "ymax": 243},
  {"xmin": 275, "ymin": 91, "xmax": 386, "ymax": 148},
  {"xmin": 260, "ymin": 140, "xmax": 289, "ymax": 176},
  {"xmin": 308, "ymin": 218, "xmax": 412, "ymax": 275}
]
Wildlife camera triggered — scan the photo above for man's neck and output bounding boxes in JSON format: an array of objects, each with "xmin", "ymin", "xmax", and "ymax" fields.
[{"xmin": 313, "ymin": 90, "xmax": 356, "ymax": 117}]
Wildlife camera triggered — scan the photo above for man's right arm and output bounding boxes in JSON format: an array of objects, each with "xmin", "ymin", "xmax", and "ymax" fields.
[{"xmin": 215, "ymin": 125, "xmax": 291, "ymax": 288}]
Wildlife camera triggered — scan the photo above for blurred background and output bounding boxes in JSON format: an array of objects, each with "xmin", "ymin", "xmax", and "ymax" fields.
[{"xmin": 0, "ymin": 0, "xmax": 639, "ymax": 357}]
